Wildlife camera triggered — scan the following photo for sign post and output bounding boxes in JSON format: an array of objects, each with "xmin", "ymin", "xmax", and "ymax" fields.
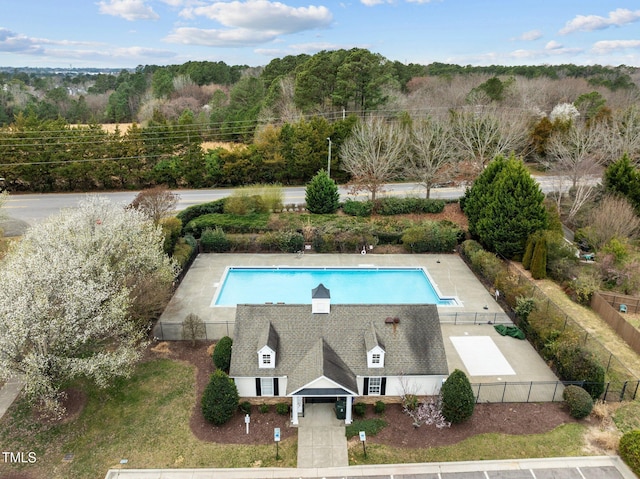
[
  {"xmin": 359, "ymin": 430, "xmax": 367, "ymax": 458},
  {"xmin": 245, "ymin": 414, "xmax": 250, "ymax": 434},
  {"xmin": 274, "ymin": 427, "xmax": 281, "ymax": 460}
]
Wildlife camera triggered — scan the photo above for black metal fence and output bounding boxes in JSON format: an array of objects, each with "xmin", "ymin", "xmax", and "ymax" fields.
[
  {"xmin": 439, "ymin": 311, "xmax": 511, "ymax": 325},
  {"xmin": 472, "ymin": 380, "xmax": 640, "ymax": 403}
]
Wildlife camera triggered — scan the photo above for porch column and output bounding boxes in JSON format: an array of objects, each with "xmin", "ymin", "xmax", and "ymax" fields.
[
  {"xmin": 345, "ymin": 396, "xmax": 353, "ymax": 425},
  {"xmin": 291, "ymin": 396, "xmax": 301, "ymax": 425}
]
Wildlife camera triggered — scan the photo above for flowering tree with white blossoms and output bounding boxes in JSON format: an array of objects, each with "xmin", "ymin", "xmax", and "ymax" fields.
[
  {"xmin": 0, "ymin": 196, "xmax": 177, "ymax": 415},
  {"xmin": 549, "ymin": 103, "xmax": 580, "ymax": 124}
]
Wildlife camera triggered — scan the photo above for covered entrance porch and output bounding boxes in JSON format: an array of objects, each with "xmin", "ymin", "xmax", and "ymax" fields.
[{"xmin": 290, "ymin": 387, "xmax": 355, "ymax": 425}]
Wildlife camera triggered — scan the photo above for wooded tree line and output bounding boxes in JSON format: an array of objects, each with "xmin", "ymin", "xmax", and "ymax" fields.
[{"xmin": 1, "ymin": 49, "xmax": 639, "ymax": 192}]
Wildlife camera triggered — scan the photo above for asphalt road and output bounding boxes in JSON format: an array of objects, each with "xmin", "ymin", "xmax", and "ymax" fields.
[{"xmin": 2, "ymin": 175, "xmax": 599, "ymax": 227}]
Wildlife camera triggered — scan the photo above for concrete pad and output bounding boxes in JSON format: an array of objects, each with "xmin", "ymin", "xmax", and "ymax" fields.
[
  {"xmin": 533, "ymin": 468, "xmax": 583, "ymax": 478},
  {"xmin": 580, "ymin": 466, "xmax": 627, "ymax": 479},
  {"xmin": 450, "ymin": 336, "xmax": 516, "ymax": 376}
]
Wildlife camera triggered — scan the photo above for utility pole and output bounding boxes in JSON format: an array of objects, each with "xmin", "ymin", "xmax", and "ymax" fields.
[{"xmin": 326, "ymin": 137, "xmax": 332, "ymax": 178}]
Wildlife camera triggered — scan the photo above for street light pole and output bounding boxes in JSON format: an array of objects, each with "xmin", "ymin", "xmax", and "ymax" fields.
[{"xmin": 326, "ymin": 137, "xmax": 332, "ymax": 178}]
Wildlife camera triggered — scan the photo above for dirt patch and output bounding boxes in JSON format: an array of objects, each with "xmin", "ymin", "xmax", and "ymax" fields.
[{"xmin": 153, "ymin": 341, "xmax": 583, "ymax": 449}]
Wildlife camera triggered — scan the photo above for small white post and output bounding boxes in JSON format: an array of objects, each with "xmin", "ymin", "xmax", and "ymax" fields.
[{"xmin": 245, "ymin": 413, "xmax": 250, "ymax": 434}]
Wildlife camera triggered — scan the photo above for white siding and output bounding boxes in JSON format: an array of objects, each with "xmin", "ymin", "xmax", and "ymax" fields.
[
  {"xmin": 356, "ymin": 375, "xmax": 446, "ymax": 396},
  {"xmin": 233, "ymin": 376, "xmax": 288, "ymax": 397}
]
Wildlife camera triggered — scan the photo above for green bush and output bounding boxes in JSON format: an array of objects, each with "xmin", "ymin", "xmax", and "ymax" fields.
[
  {"xmin": 258, "ymin": 231, "xmax": 304, "ymax": 253},
  {"xmin": 401, "ymin": 222, "xmax": 461, "ymax": 253},
  {"xmin": 530, "ymin": 235, "xmax": 548, "ymax": 279},
  {"xmin": 554, "ymin": 343, "xmax": 605, "ymax": 399},
  {"xmin": 306, "ymin": 170, "xmax": 340, "ymax": 214},
  {"xmin": 441, "ymin": 369, "xmax": 475, "ymax": 423},
  {"xmin": 224, "ymin": 193, "xmax": 267, "ymax": 215},
  {"xmin": 239, "ymin": 401, "xmax": 252, "ymax": 415},
  {"xmin": 460, "ymin": 240, "xmax": 506, "ymax": 285},
  {"xmin": 374, "ymin": 400, "xmax": 386, "ymax": 414},
  {"xmin": 562, "ymin": 385, "xmax": 593, "ymax": 419},
  {"xmin": 342, "ymin": 199, "xmax": 373, "ymax": 217},
  {"xmin": 185, "ymin": 213, "xmax": 270, "ymax": 236},
  {"xmin": 353, "ymin": 402, "xmax": 367, "ymax": 417},
  {"xmin": 176, "ymin": 199, "xmax": 226, "ymax": 227},
  {"xmin": 275, "ymin": 402, "xmax": 289, "ymax": 415},
  {"xmin": 172, "ymin": 237, "xmax": 196, "ymax": 268},
  {"xmin": 376, "ymin": 197, "xmax": 445, "ymax": 215},
  {"xmin": 201, "ymin": 370, "xmax": 239, "ymax": 425},
  {"xmin": 160, "ymin": 216, "xmax": 183, "ymax": 255},
  {"xmin": 200, "ymin": 227, "xmax": 231, "ymax": 253},
  {"xmin": 259, "ymin": 403, "xmax": 270, "ymax": 414},
  {"xmin": 619, "ymin": 430, "xmax": 640, "ymax": 475},
  {"xmin": 213, "ymin": 336, "xmax": 233, "ymax": 372}
]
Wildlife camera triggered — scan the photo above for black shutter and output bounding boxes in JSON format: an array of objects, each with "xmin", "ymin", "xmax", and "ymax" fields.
[
  {"xmin": 255, "ymin": 378, "xmax": 261, "ymax": 396},
  {"xmin": 363, "ymin": 377, "xmax": 369, "ymax": 395},
  {"xmin": 380, "ymin": 377, "xmax": 387, "ymax": 395},
  {"xmin": 274, "ymin": 378, "xmax": 279, "ymax": 396}
]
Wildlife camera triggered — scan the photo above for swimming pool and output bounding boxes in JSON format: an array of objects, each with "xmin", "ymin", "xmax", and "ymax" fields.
[{"xmin": 212, "ymin": 267, "xmax": 458, "ymax": 306}]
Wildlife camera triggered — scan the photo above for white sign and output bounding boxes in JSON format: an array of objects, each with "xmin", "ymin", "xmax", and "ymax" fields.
[
  {"xmin": 359, "ymin": 431, "xmax": 366, "ymax": 442},
  {"xmin": 274, "ymin": 427, "xmax": 281, "ymax": 442}
]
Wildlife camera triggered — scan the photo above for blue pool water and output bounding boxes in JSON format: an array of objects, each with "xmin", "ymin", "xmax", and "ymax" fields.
[{"xmin": 213, "ymin": 267, "xmax": 457, "ymax": 306}]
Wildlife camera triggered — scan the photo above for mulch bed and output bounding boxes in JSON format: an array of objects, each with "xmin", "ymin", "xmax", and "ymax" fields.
[{"xmin": 158, "ymin": 341, "xmax": 578, "ymax": 447}]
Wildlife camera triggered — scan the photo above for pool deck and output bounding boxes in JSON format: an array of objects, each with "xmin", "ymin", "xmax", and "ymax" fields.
[{"xmin": 156, "ymin": 253, "xmax": 559, "ymax": 385}]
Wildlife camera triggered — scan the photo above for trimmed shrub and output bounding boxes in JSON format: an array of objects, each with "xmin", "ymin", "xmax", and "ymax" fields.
[
  {"xmin": 554, "ymin": 343, "xmax": 605, "ymax": 399},
  {"xmin": 239, "ymin": 401, "xmax": 252, "ymax": 415},
  {"xmin": 201, "ymin": 370, "xmax": 239, "ymax": 425},
  {"xmin": 401, "ymin": 222, "xmax": 461, "ymax": 253},
  {"xmin": 200, "ymin": 227, "xmax": 231, "ymax": 253},
  {"xmin": 353, "ymin": 402, "xmax": 367, "ymax": 417},
  {"xmin": 441, "ymin": 369, "xmax": 475, "ymax": 423},
  {"xmin": 374, "ymin": 400, "xmax": 386, "ymax": 414},
  {"xmin": 224, "ymin": 194, "xmax": 267, "ymax": 215},
  {"xmin": 377, "ymin": 197, "xmax": 445, "ymax": 215},
  {"xmin": 176, "ymin": 199, "xmax": 226, "ymax": 227},
  {"xmin": 460, "ymin": 240, "xmax": 505, "ymax": 285},
  {"xmin": 530, "ymin": 235, "xmax": 548, "ymax": 279},
  {"xmin": 172, "ymin": 237, "xmax": 196, "ymax": 268},
  {"xmin": 562, "ymin": 385, "xmax": 594, "ymax": 419},
  {"xmin": 619, "ymin": 430, "xmax": 640, "ymax": 475},
  {"xmin": 306, "ymin": 170, "xmax": 340, "ymax": 214},
  {"xmin": 213, "ymin": 336, "xmax": 233, "ymax": 372},
  {"xmin": 258, "ymin": 231, "xmax": 304, "ymax": 253},
  {"xmin": 275, "ymin": 402, "xmax": 289, "ymax": 415},
  {"xmin": 342, "ymin": 199, "xmax": 373, "ymax": 217},
  {"xmin": 160, "ymin": 216, "xmax": 183, "ymax": 255},
  {"xmin": 259, "ymin": 403, "xmax": 270, "ymax": 414},
  {"xmin": 185, "ymin": 213, "xmax": 270, "ymax": 236}
]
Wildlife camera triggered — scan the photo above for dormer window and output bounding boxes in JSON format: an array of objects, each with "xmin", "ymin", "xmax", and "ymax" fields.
[
  {"xmin": 258, "ymin": 345, "xmax": 276, "ymax": 368},
  {"xmin": 367, "ymin": 345, "xmax": 385, "ymax": 368}
]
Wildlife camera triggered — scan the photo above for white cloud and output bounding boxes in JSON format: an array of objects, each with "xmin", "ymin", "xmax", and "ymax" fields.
[
  {"xmin": 0, "ymin": 28, "xmax": 44, "ymax": 54},
  {"xmin": 97, "ymin": 0, "xmax": 160, "ymax": 21},
  {"xmin": 560, "ymin": 8, "xmax": 640, "ymax": 35},
  {"xmin": 514, "ymin": 29, "xmax": 542, "ymax": 42},
  {"xmin": 184, "ymin": 0, "xmax": 332, "ymax": 32},
  {"xmin": 592, "ymin": 39, "xmax": 640, "ymax": 54},
  {"xmin": 165, "ymin": 27, "xmax": 278, "ymax": 46},
  {"xmin": 545, "ymin": 40, "xmax": 563, "ymax": 50},
  {"xmin": 360, "ymin": 0, "xmax": 391, "ymax": 5}
]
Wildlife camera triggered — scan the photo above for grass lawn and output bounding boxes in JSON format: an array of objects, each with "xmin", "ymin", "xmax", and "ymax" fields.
[
  {"xmin": 348, "ymin": 423, "xmax": 587, "ymax": 465},
  {"xmin": 0, "ymin": 359, "xmax": 297, "ymax": 479}
]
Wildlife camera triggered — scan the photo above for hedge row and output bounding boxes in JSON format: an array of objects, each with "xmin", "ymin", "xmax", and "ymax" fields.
[
  {"xmin": 176, "ymin": 198, "xmax": 226, "ymax": 228},
  {"xmin": 401, "ymin": 221, "xmax": 463, "ymax": 253},
  {"xmin": 459, "ymin": 239, "xmax": 607, "ymax": 399},
  {"xmin": 342, "ymin": 197, "xmax": 446, "ymax": 217},
  {"xmin": 185, "ymin": 213, "xmax": 271, "ymax": 237}
]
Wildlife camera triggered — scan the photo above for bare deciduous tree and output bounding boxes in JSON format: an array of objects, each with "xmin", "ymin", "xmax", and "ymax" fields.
[
  {"xmin": 130, "ymin": 186, "xmax": 180, "ymax": 223},
  {"xmin": 182, "ymin": 313, "xmax": 206, "ymax": 347},
  {"xmin": 449, "ymin": 106, "xmax": 530, "ymax": 178},
  {"xmin": 340, "ymin": 117, "xmax": 407, "ymax": 202},
  {"xmin": 404, "ymin": 117, "xmax": 456, "ymax": 198},
  {"xmin": 601, "ymin": 106, "xmax": 640, "ymax": 164},
  {"xmin": 585, "ymin": 194, "xmax": 640, "ymax": 250}
]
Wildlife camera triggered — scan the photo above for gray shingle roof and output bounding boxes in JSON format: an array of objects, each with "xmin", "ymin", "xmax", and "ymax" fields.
[
  {"xmin": 229, "ymin": 303, "xmax": 448, "ymax": 395},
  {"xmin": 311, "ymin": 283, "xmax": 331, "ymax": 299}
]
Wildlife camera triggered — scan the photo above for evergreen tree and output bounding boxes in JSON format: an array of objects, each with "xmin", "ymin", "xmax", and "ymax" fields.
[
  {"xmin": 201, "ymin": 370, "xmax": 239, "ymax": 425},
  {"xmin": 466, "ymin": 154, "xmax": 548, "ymax": 258},
  {"xmin": 604, "ymin": 153, "xmax": 640, "ymax": 210},
  {"xmin": 522, "ymin": 234, "xmax": 536, "ymax": 270},
  {"xmin": 530, "ymin": 235, "xmax": 548, "ymax": 279},
  {"xmin": 440, "ymin": 369, "xmax": 475, "ymax": 423},
  {"xmin": 305, "ymin": 170, "xmax": 340, "ymax": 214},
  {"xmin": 213, "ymin": 336, "xmax": 233, "ymax": 372}
]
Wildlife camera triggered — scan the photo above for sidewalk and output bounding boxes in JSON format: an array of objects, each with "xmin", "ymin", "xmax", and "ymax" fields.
[
  {"xmin": 0, "ymin": 377, "xmax": 23, "ymax": 419},
  {"xmin": 296, "ymin": 403, "xmax": 348, "ymax": 468},
  {"xmin": 103, "ymin": 456, "xmax": 637, "ymax": 479}
]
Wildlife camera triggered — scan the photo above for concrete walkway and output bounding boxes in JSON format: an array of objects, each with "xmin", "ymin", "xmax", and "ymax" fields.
[
  {"xmin": 297, "ymin": 403, "xmax": 348, "ymax": 468},
  {"xmin": 103, "ymin": 456, "xmax": 637, "ymax": 479},
  {"xmin": 0, "ymin": 377, "xmax": 23, "ymax": 420}
]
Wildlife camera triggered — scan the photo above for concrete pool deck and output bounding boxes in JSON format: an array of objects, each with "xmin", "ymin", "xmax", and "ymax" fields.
[{"xmin": 156, "ymin": 253, "xmax": 559, "ymax": 386}]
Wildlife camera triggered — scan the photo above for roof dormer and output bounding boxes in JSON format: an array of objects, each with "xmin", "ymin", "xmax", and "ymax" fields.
[
  {"xmin": 364, "ymin": 323, "xmax": 385, "ymax": 368},
  {"xmin": 311, "ymin": 283, "xmax": 330, "ymax": 314},
  {"xmin": 257, "ymin": 321, "xmax": 278, "ymax": 369}
]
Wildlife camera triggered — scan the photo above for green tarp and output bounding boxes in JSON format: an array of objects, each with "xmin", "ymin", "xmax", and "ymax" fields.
[{"xmin": 494, "ymin": 324, "xmax": 525, "ymax": 340}]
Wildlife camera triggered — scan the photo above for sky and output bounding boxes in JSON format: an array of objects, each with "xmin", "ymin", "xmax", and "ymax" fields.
[{"xmin": 1, "ymin": 1, "xmax": 640, "ymax": 69}]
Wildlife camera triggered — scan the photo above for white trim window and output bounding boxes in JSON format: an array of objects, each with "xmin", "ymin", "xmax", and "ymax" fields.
[
  {"xmin": 368, "ymin": 377, "xmax": 382, "ymax": 395},
  {"xmin": 262, "ymin": 354, "xmax": 271, "ymax": 365},
  {"xmin": 260, "ymin": 378, "xmax": 274, "ymax": 396},
  {"xmin": 371, "ymin": 353, "xmax": 381, "ymax": 364}
]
